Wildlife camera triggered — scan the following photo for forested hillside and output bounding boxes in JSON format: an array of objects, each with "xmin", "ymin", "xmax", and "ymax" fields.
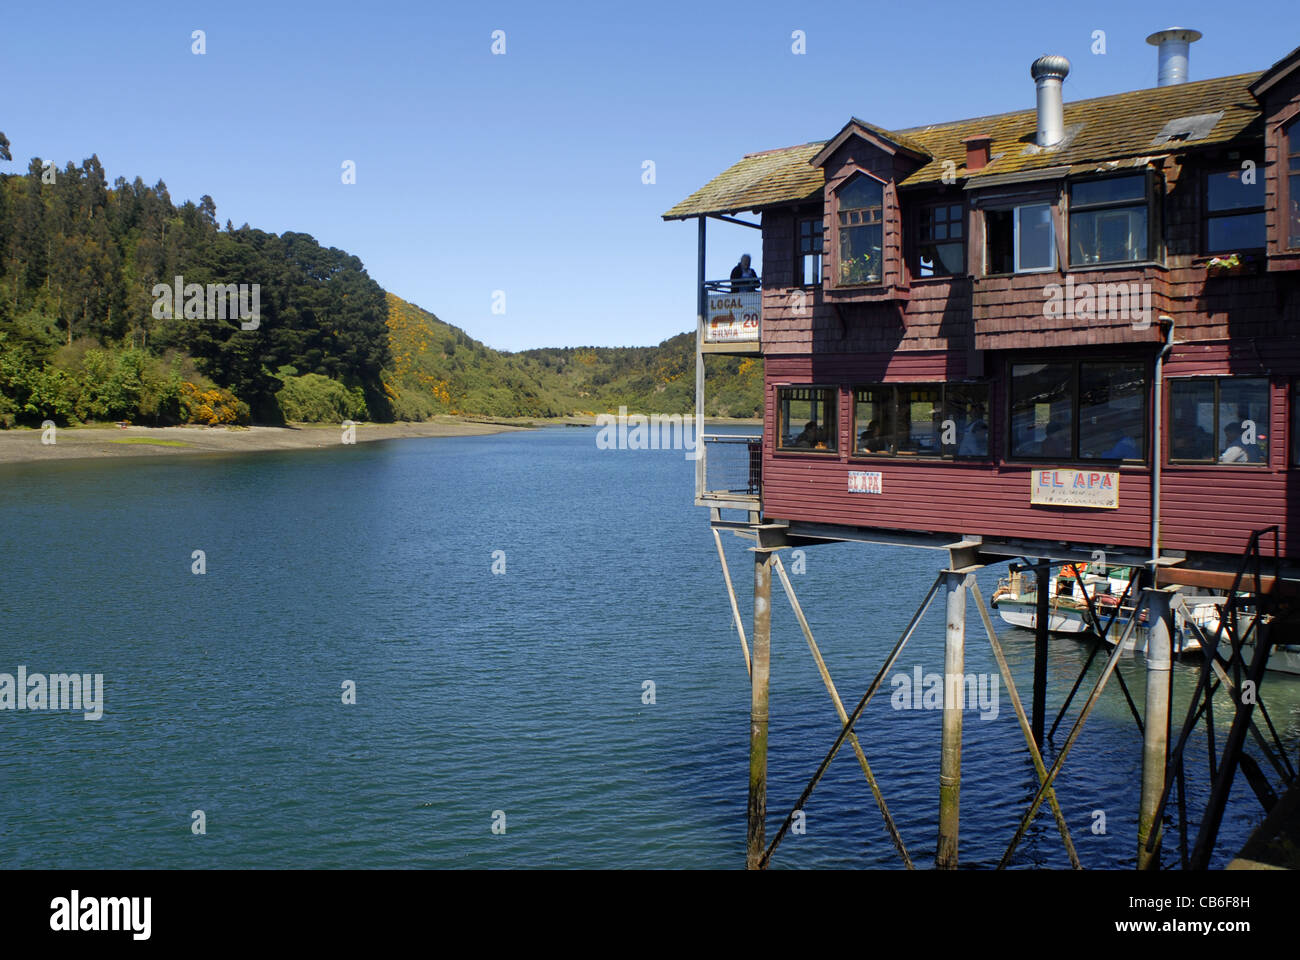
[{"xmin": 0, "ymin": 141, "xmax": 760, "ymax": 426}]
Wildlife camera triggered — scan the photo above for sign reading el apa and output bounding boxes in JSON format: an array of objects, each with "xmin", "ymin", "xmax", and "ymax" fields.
[{"xmin": 1031, "ymin": 468, "xmax": 1119, "ymax": 509}]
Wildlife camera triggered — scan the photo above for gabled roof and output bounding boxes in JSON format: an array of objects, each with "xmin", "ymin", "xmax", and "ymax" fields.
[
  {"xmin": 1248, "ymin": 43, "xmax": 1300, "ymax": 98},
  {"xmin": 809, "ymin": 118, "xmax": 931, "ymax": 168},
  {"xmin": 664, "ymin": 71, "xmax": 1264, "ymax": 220}
]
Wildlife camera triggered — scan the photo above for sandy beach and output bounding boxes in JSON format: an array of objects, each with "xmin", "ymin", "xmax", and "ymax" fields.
[{"xmin": 0, "ymin": 417, "xmax": 546, "ymax": 466}]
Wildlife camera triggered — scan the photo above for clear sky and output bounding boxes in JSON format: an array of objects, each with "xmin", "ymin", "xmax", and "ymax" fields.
[{"xmin": 2, "ymin": 1, "xmax": 1294, "ymax": 351}]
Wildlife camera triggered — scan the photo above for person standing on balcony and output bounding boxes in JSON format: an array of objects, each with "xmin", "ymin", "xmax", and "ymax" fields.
[{"xmin": 730, "ymin": 254, "xmax": 759, "ymax": 292}]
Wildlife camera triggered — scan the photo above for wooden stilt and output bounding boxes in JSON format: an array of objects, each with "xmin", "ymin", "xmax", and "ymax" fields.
[
  {"xmin": 1138, "ymin": 588, "xmax": 1174, "ymax": 870},
  {"xmin": 746, "ymin": 548, "xmax": 772, "ymax": 870},
  {"xmin": 937, "ymin": 570, "xmax": 967, "ymax": 869},
  {"xmin": 1032, "ymin": 561, "xmax": 1050, "ymax": 747}
]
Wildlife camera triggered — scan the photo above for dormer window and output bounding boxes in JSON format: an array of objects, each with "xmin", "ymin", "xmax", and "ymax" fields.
[
  {"xmin": 835, "ymin": 174, "xmax": 884, "ymax": 285},
  {"xmin": 986, "ymin": 203, "xmax": 1056, "ymax": 274}
]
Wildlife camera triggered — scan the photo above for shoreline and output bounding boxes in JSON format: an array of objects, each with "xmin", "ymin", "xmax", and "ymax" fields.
[
  {"xmin": 0, "ymin": 415, "xmax": 762, "ymax": 466},
  {"xmin": 0, "ymin": 417, "xmax": 535, "ymax": 466}
]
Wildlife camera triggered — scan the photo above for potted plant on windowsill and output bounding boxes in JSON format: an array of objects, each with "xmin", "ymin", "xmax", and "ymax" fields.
[
  {"xmin": 1205, "ymin": 253, "xmax": 1255, "ymax": 277},
  {"xmin": 838, "ymin": 252, "xmax": 881, "ymax": 286}
]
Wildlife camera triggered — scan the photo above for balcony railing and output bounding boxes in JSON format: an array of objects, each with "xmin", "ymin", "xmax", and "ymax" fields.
[
  {"xmin": 698, "ymin": 433, "xmax": 762, "ymax": 508},
  {"xmin": 702, "ymin": 280, "xmax": 761, "ymax": 345}
]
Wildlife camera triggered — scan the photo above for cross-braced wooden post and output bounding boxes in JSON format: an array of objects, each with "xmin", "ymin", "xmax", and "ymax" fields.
[
  {"xmin": 1138, "ymin": 587, "xmax": 1175, "ymax": 869},
  {"xmin": 937, "ymin": 570, "xmax": 968, "ymax": 869},
  {"xmin": 747, "ymin": 547, "xmax": 773, "ymax": 870}
]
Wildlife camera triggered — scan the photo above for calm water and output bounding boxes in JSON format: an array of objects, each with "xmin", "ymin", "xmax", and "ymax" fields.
[{"xmin": 1, "ymin": 426, "xmax": 1296, "ymax": 869}]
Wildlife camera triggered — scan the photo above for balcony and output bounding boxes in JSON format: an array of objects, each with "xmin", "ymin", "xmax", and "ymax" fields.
[
  {"xmin": 697, "ymin": 432, "xmax": 762, "ymax": 510},
  {"xmin": 701, "ymin": 281, "xmax": 761, "ymax": 354}
]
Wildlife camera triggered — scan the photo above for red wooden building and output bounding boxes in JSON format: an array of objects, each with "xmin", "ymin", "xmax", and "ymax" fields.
[{"xmin": 667, "ymin": 35, "xmax": 1300, "ymax": 585}]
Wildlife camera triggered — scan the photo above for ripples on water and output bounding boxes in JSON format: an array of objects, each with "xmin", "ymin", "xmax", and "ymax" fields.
[{"xmin": 0, "ymin": 426, "xmax": 1296, "ymax": 868}]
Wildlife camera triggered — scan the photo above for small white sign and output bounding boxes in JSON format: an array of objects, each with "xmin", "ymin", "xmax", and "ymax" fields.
[
  {"xmin": 848, "ymin": 471, "xmax": 883, "ymax": 494},
  {"xmin": 705, "ymin": 291, "xmax": 760, "ymax": 343}
]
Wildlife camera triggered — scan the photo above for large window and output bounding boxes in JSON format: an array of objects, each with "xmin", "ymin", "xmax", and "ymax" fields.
[
  {"xmin": 1070, "ymin": 175, "xmax": 1149, "ymax": 265},
  {"xmin": 796, "ymin": 216, "xmax": 824, "ymax": 285},
  {"xmin": 986, "ymin": 203, "xmax": 1056, "ymax": 274},
  {"xmin": 1169, "ymin": 377, "xmax": 1269, "ymax": 465},
  {"xmin": 852, "ymin": 382, "xmax": 989, "ymax": 458},
  {"xmin": 778, "ymin": 386, "xmax": 838, "ymax": 453},
  {"xmin": 1204, "ymin": 166, "xmax": 1265, "ymax": 254},
  {"xmin": 836, "ymin": 174, "xmax": 884, "ymax": 285},
  {"xmin": 1288, "ymin": 123, "xmax": 1300, "ymax": 250},
  {"xmin": 1009, "ymin": 361, "xmax": 1146, "ymax": 462},
  {"xmin": 916, "ymin": 201, "xmax": 964, "ymax": 277}
]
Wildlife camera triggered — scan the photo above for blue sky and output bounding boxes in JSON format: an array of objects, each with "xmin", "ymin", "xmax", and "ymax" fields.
[{"xmin": 2, "ymin": 1, "xmax": 1294, "ymax": 350}]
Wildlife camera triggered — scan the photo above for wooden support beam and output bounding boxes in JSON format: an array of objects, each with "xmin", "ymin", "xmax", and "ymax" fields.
[
  {"xmin": 1032, "ymin": 561, "xmax": 1050, "ymax": 748},
  {"xmin": 937, "ymin": 570, "xmax": 968, "ymax": 869},
  {"xmin": 712, "ymin": 527, "xmax": 751, "ymax": 677},
  {"xmin": 772, "ymin": 553, "xmax": 913, "ymax": 868},
  {"xmin": 747, "ymin": 549, "xmax": 773, "ymax": 870},
  {"xmin": 969, "ymin": 583, "xmax": 1081, "ymax": 869},
  {"xmin": 1138, "ymin": 589, "xmax": 1175, "ymax": 870}
]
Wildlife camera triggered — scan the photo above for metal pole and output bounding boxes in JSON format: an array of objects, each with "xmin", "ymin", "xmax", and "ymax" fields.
[
  {"xmin": 746, "ymin": 548, "xmax": 772, "ymax": 870},
  {"xmin": 694, "ymin": 216, "xmax": 706, "ymax": 492},
  {"xmin": 1137, "ymin": 588, "xmax": 1174, "ymax": 870},
  {"xmin": 1033, "ymin": 561, "xmax": 1050, "ymax": 747},
  {"xmin": 937, "ymin": 570, "xmax": 967, "ymax": 869}
]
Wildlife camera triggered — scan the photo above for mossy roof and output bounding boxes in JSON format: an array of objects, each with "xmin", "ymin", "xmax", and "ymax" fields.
[{"xmin": 663, "ymin": 72, "xmax": 1264, "ymax": 219}]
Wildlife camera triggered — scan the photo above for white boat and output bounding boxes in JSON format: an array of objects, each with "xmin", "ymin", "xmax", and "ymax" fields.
[
  {"xmin": 991, "ymin": 565, "xmax": 1200, "ymax": 654},
  {"xmin": 1180, "ymin": 600, "xmax": 1300, "ymax": 676}
]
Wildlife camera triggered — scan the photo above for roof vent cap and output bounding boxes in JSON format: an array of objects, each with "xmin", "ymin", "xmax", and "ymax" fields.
[
  {"xmin": 1031, "ymin": 55, "xmax": 1071, "ymax": 147},
  {"xmin": 1145, "ymin": 28, "xmax": 1202, "ymax": 86}
]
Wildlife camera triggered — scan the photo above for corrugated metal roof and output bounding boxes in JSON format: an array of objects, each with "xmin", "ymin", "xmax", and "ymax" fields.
[{"xmin": 663, "ymin": 72, "xmax": 1264, "ymax": 220}]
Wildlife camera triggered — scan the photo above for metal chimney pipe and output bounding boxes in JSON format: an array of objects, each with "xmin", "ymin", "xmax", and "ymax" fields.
[
  {"xmin": 1031, "ymin": 55, "xmax": 1071, "ymax": 147},
  {"xmin": 1145, "ymin": 28, "xmax": 1202, "ymax": 86}
]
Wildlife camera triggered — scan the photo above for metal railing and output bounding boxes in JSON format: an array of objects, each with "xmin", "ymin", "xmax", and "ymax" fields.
[
  {"xmin": 699, "ymin": 433, "xmax": 762, "ymax": 503},
  {"xmin": 702, "ymin": 280, "xmax": 761, "ymax": 344}
]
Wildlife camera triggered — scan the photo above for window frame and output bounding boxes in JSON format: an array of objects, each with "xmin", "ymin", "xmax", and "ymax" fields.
[
  {"xmin": 850, "ymin": 381, "xmax": 991, "ymax": 461},
  {"xmin": 1005, "ymin": 358, "xmax": 1150, "ymax": 465},
  {"xmin": 775, "ymin": 384, "xmax": 839, "ymax": 455},
  {"xmin": 1067, "ymin": 173, "xmax": 1153, "ymax": 267},
  {"xmin": 1167, "ymin": 376, "xmax": 1271, "ymax": 468},
  {"xmin": 831, "ymin": 170, "xmax": 887, "ymax": 288},
  {"xmin": 1202, "ymin": 164, "xmax": 1266, "ymax": 256},
  {"xmin": 984, "ymin": 201, "xmax": 1058, "ymax": 276},
  {"xmin": 795, "ymin": 212, "xmax": 825, "ymax": 287},
  {"xmin": 912, "ymin": 198, "xmax": 966, "ymax": 279},
  {"xmin": 1286, "ymin": 120, "xmax": 1300, "ymax": 252}
]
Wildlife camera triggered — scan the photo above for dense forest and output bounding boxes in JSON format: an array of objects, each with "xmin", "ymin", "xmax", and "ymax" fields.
[{"xmin": 0, "ymin": 140, "xmax": 760, "ymax": 427}]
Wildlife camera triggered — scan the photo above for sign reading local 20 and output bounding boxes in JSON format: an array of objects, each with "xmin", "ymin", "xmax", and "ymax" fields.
[{"xmin": 706, "ymin": 294, "xmax": 760, "ymax": 342}]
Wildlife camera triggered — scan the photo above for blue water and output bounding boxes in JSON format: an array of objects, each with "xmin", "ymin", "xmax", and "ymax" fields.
[{"xmin": 0, "ymin": 426, "xmax": 1296, "ymax": 868}]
